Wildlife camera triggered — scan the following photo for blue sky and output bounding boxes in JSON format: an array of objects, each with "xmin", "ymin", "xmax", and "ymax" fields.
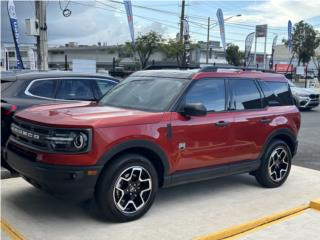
[{"xmin": 1, "ymin": 0, "xmax": 320, "ymax": 54}]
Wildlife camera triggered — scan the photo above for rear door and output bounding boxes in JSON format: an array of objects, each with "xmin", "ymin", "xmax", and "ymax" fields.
[
  {"xmin": 170, "ymin": 78, "xmax": 235, "ymax": 171},
  {"xmin": 229, "ymin": 78, "xmax": 274, "ymax": 162}
]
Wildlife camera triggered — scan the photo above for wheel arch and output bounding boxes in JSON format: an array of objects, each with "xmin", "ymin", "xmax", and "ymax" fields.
[
  {"xmin": 96, "ymin": 140, "xmax": 170, "ymax": 187},
  {"xmin": 262, "ymin": 128, "xmax": 297, "ymax": 158}
]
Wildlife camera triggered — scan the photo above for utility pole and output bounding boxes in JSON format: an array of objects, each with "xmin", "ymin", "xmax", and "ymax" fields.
[
  {"xmin": 206, "ymin": 17, "xmax": 210, "ymax": 64},
  {"xmin": 179, "ymin": 0, "xmax": 185, "ymax": 42},
  {"xmin": 35, "ymin": 0, "xmax": 48, "ymax": 70}
]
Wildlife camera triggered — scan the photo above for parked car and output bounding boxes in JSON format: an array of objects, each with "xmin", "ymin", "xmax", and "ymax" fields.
[
  {"xmin": 1, "ymin": 71, "xmax": 119, "ymax": 171},
  {"xmin": 5, "ymin": 68, "xmax": 300, "ymax": 222},
  {"xmin": 288, "ymin": 80, "xmax": 320, "ymax": 110}
]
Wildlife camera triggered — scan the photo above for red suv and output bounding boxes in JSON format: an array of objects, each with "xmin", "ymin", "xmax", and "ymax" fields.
[{"xmin": 6, "ymin": 68, "xmax": 300, "ymax": 222}]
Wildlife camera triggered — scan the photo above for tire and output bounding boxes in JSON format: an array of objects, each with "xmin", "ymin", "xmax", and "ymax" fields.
[
  {"xmin": 254, "ymin": 140, "xmax": 292, "ymax": 188},
  {"xmin": 95, "ymin": 153, "xmax": 158, "ymax": 222}
]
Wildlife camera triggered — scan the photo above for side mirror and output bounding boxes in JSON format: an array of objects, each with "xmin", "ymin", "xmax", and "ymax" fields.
[{"xmin": 181, "ymin": 103, "xmax": 207, "ymax": 117}]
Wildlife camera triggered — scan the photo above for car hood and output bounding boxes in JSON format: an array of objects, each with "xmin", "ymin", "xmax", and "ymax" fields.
[
  {"xmin": 290, "ymin": 86, "xmax": 317, "ymax": 95},
  {"xmin": 15, "ymin": 102, "xmax": 165, "ymax": 128}
]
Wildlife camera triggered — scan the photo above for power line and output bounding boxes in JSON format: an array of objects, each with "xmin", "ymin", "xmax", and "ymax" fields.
[{"xmin": 69, "ymin": 1, "xmax": 283, "ymax": 44}]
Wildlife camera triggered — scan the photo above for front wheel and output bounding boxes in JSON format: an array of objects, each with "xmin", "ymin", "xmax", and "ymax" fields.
[
  {"xmin": 95, "ymin": 154, "xmax": 158, "ymax": 222},
  {"xmin": 254, "ymin": 140, "xmax": 292, "ymax": 188}
]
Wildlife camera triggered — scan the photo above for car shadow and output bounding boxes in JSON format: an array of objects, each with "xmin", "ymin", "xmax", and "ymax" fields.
[{"xmin": 2, "ymin": 174, "xmax": 260, "ymax": 223}]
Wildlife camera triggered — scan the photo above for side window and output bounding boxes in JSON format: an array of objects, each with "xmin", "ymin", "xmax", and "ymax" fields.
[
  {"xmin": 184, "ymin": 79, "xmax": 225, "ymax": 112},
  {"xmin": 95, "ymin": 80, "xmax": 117, "ymax": 98},
  {"xmin": 259, "ymin": 81, "xmax": 293, "ymax": 106},
  {"xmin": 230, "ymin": 79, "xmax": 262, "ymax": 110},
  {"xmin": 56, "ymin": 79, "xmax": 95, "ymax": 100},
  {"xmin": 27, "ymin": 80, "xmax": 57, "ymax": 98}
]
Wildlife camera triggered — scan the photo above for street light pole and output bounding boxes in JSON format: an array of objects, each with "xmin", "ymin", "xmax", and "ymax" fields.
[
  {"xmin": 35, "ymin": 0, "xmax": 48, "ymax": 70},
  {"xmin": 206, "ymin": 14, "xmax": 241, "ymax": 64},
  {"xmin": 179, "ymin": 0, "xmax": 185, "ymax": 42},
  {"xmin": 206, "ymin": 17, "xmax": 210, "ymax": 64}
]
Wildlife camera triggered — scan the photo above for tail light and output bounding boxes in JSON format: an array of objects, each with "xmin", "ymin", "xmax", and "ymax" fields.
[{"xmin": 1, "ymin": 104, "xmax": 17, "ymax": 116}]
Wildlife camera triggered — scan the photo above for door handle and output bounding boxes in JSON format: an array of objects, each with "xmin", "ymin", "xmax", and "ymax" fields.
[
  {"xmin": 215, "ymin": 121, "xmax": 230, "ymax": 127},
  {"xmin": 260, "ymin": 118, "xmax": 272, "ymax": 124}
]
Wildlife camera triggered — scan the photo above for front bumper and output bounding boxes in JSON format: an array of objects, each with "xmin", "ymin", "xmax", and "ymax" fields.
[
  {"xmin": 296, "ymin": 96, "xmax": 319, "ymax": 109},
  {"xmin": 5, "ymin": 142, "xmax": 103, "ymax": 201}
]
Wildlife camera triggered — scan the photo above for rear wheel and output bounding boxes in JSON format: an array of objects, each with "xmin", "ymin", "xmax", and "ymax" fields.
[
  {"xmin": 95, "ymin": 153, "xmax": 158, "ymax": 222},
  {"xmin": 254, "ymin": 140, "xmax": 292, "ymax": 188}
]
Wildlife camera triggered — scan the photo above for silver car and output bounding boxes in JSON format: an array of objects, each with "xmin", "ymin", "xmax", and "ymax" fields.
[{"xmin": 289, "ymin": 80, "xmax": 319, "ymax": 110}]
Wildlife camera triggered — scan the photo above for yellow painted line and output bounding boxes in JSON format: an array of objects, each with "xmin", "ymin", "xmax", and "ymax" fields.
[
  {"xmin": 310, "ymin": 199, "xmax": 320, "ymax": 211},
  {"xmin": 223, "ymin": 210, "xmax": 305, "ymax": 240},
  {"xmin": 193, "ymin": 204, "xmax": 309, "ymax": 240},
  {"xmin": 0, "ymin": 219, "xmax": 26, "ymax": 240}
]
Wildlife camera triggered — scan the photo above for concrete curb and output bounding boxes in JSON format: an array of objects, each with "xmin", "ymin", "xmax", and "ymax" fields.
[{"xmin": 194, "ymin": 199, "xmax": 320, "ymax": 240}]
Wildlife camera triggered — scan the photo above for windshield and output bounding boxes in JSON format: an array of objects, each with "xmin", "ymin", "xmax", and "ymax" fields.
[{"xmin": 99, "ymin": 77, "xmax": 187, "ymax": 112}]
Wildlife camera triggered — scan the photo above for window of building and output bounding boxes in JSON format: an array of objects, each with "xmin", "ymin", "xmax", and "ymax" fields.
[{"xmin": 8, "ymin": 51, "xmax": 15, "ymax": 58}]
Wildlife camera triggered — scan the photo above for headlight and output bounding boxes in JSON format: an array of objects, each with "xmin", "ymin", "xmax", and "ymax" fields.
[
  {"xmin": 297, "ymin": 93, "xmax": 309, "ymax": 97},
  {"xmin": 46, "ymin": 129, "xmax": 91, "ymax": 153}
]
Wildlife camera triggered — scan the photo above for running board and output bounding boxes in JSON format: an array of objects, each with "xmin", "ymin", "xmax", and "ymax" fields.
[{"xmin": 163, "ymin": 160, "xmax": 260, "ymax": 188}]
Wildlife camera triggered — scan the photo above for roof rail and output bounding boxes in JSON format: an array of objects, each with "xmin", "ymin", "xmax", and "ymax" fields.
[
  {"xmin": 200, "ymin": 65, "xmax": 276, "ymax": 73},
  {"xmin": 144, "ymin": 64, "xmax": 200, "ymax": 70}
]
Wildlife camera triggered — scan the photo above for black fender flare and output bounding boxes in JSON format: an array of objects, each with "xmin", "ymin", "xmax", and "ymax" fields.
[
  {"xmin": 259, "ymin": 128, "xmax": 297, "ymax": 160},
  {"xmin": 96, "ymin": 140, "xmax": 170, "ymax": 176}
]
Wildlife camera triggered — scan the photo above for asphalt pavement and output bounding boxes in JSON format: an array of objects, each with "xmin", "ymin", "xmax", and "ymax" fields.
[{"xmin": 294, "ymin": 106, "xmax": 320, "ymax": 171}]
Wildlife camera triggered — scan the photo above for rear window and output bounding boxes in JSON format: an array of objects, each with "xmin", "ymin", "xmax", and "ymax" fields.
[
  {"xmin": 27, "ymin": 80, "xmax": 57, "ymax": 98},
  {"xmin": 259, "ymin": 81, "xmax": 293, "ymax": 106}
]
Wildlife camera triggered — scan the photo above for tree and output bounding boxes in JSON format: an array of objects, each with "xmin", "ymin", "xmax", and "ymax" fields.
[
  {"xmin": 226, "ymin": 44, "xmax": 244, "ymax": 66},
  {"xmin": 160, "ymin": 39, "xmax": 184, "ymax": 66},
  {"xmin": 135, "ymin": 31, "xmax": 162, "ymax": 69},
  {"xmin": 284, "ymin": 21, "xmax": 320, "ymax": 66},
  {"xmin": 313, "ymin": 55, "xmax": 320, "ymax": 80},
  {"xmin": 160, "ymin": 39, "xmax": 199, "ymax": 66}
]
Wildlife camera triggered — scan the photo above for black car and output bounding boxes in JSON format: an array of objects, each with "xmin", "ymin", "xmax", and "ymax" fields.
[{"xmin": 1, "ymin": 71, "xmax": 119, "ymax": 171}]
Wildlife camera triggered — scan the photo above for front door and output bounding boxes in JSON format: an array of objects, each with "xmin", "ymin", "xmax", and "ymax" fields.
[{"xmin": 170, "ymin": 78, "xmax": 235, "ymax": 172}]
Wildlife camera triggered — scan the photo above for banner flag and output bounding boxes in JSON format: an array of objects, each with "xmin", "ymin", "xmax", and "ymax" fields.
[
  {"xmin": 288, "ymin": 20, "xmax": 292, "ymax": 52},
  {"xmin": 7, "ymin": 0, "xmax": 24, "ymax": 69},
  {"xmin": 244, "ymin": 32, "xmax": 255, "ymax": 64},
  {"xmin": 216, "ymin": 8, "xmax": 226, "ymax": 54},
  {"xmin": 272, "ymin": 35, "xmax": 278, "ymax": 50},
  {"xmin": 124, "ymin": 0, "xmax": 134, "ymax": 44}
]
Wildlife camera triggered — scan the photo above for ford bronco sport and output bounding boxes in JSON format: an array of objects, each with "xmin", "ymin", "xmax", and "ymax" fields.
[{"xmin": 5, "ymin": 67, "xmax": 300, "ymax": 222}]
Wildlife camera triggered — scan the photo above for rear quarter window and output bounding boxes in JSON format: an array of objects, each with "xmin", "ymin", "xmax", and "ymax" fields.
[{"xmin": 259, "ymin": 80, "xmax": 293, "ymax": 106}]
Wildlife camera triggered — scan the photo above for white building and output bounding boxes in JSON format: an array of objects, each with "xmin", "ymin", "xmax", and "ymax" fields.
[
  {"xmin": 1, "ymin": 43, "xmax": 36, "ymax": 70},
  {"xmin": 273, "ymin": 44, "xmax": 320, "ymax": 70}
]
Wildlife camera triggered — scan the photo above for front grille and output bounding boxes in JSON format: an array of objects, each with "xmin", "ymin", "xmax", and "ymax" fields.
[
  {"xmin": 309, "ymin": 94, "xmax": 319, "ymax": 99},
  {"xmin": 11, "ymin": 119, "xmax": 52, "ymax": 152}
]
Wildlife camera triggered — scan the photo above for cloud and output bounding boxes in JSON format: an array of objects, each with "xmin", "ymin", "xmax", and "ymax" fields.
[
  {"xmin": 1, "ymin": 0, "xmax": 172, "ymax": 46},
  {"xmin": 231, "ymin": 0, "xmax": 320, "ymax": 27}
]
